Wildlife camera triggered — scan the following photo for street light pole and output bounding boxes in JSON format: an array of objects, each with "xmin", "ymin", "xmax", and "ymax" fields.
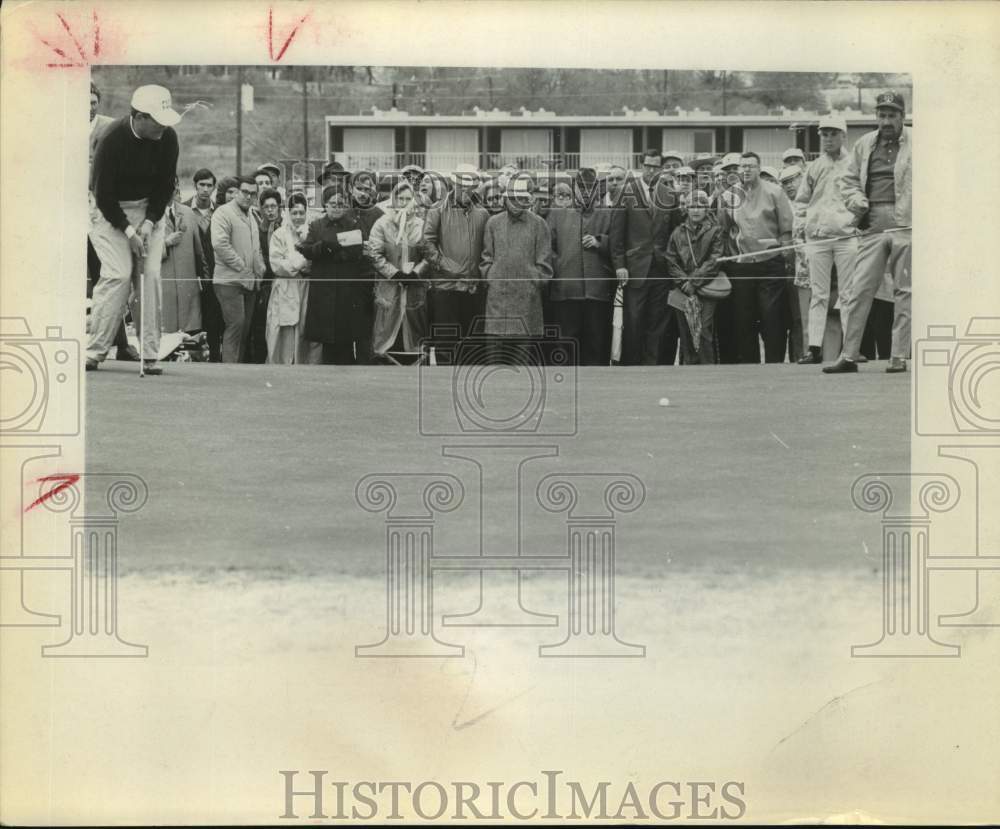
[
  {"xmin": 302, "ymin": 66, "xmax": 309, "ymax": 160},
  {"xmin": 236, "ymin": 66, "xmax": 244, "ymax": 176}
]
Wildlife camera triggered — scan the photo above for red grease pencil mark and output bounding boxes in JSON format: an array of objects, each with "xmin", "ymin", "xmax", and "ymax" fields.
[
  {"xmin": 35, "ymin": 10, "xmax": 107, "ymax": 69},
  {"xmin": 268, "ymin": 7, "xmax": 309, "ymax": 62},
  {"xmin": 25, "ymin": 474, "xmax": 80, "ymax": 513},
  {"xmin": 56, "ymin": 12, "xmax": 87, "ymax": 61}
]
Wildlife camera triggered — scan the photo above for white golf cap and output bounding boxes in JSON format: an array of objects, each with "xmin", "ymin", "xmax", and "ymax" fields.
[
  {"xmin": 818, "ymin": 114, "xmax": 848, "ymax": 133},
  {"xmin": 779, "ymin": 165, "xmax": 803, "ymax": 183},
  {"xmin": 760, "ymin": 166, "xmax": 780, "ymax": 180},
  {"xmin": 720, "ymin": 152, "xmax": 742, "ymax": 169},
  {"xmin": 781, "ymin": 147, "xmax": 805, "ymax": 162},
  {"xmin": 131, "ymin": 85, "xmax": 181, "ymax": 127},
  {"xmin": 662, "ymin": 150, "xmax": 684, "ymax": 162},
  {"xmin": 674, "ymin": 166, "xmax": 696, "ymax": 178}
]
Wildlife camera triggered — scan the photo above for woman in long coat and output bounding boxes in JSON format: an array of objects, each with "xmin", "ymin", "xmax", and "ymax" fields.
[
  {"xmin": 296, "ymin": 186, "xmax": 372, "ymax": 364},
  {"xmin": 266, "ymin": 192, "xmax": 322, "ymax": 364},
  {"xmin": 368, "ymin": 181, "xmax": 430, "ymax": 359},
  {"xmin": 160, "ymin": 191, "xmax": 206, "ymax": 333},
  {"xmin": 480, "ymin": 181, "xmax": 553, "ymax": 343}
]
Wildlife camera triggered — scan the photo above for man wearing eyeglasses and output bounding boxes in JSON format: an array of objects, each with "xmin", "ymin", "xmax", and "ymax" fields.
[
  {"xmin": 639, "ymin": 148, "xmax": 664, "ymax": 202},
  {"xmin": 211, "ymin": 176, "xmax": 266, "ymax": 363}
]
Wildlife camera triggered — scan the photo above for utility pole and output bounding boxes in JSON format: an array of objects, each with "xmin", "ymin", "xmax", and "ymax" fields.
[
  {"xmin": 236, "ymin": 66, "xmax": 244, "ymax": 175},
  {"xmin": 857, "ymin": 83, "xmax": 863, "ymax": 111},
  {"xmin": 302, "ymin": 66, "xmax": 309, "ymax": 159},
  {"xmin": 662, "ymin": 68, "xmax": 669, "ymax": 111},
  {"xmin": 392, "ymin": 81, "xmax": 398, "ymax": 108},
  {"xmin": 721, "ymin": 70, "xmax": 727, "ymax": 116},
  {"xmin": 488, "ymin": 75, "xmax": 494, "ymax": 108}
]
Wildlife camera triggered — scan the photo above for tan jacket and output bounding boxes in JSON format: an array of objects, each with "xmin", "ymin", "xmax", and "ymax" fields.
[
  {"xmin": 794, "ymin": 147, "xmax": 855, "ymax": 240},
  {"xmin": 839, "ymin": 126, "xmax": 912, "ymax": 229},
  {"xmin": 211, "ymin": 200, "xmax": 265, "ymax": 290}
]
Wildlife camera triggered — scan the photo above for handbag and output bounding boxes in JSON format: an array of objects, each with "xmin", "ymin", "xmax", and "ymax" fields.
[{"xmin": 685, "ymin": 226, "xmax": 731, "ymax": 300}]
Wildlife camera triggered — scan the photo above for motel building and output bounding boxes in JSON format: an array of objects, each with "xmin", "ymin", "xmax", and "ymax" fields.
[{"xmin": 323, "ymin": 104, "xmax": 912, "ymax": 177}]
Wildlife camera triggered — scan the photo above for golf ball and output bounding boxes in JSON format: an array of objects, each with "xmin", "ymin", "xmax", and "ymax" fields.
[{"xmin": 659, "ymin": 397, "xmax": 670, "ymax": 407}]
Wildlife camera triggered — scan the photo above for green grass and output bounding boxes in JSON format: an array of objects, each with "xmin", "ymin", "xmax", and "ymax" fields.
[{"xmin": 85, "ymin": 362, "xmax": 909, "ymax": 579}]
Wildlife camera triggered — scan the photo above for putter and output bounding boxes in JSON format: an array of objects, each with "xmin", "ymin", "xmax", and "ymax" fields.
[{"xmin": 138, "ymin": 249, "xmax": 145, "ymax": 378}]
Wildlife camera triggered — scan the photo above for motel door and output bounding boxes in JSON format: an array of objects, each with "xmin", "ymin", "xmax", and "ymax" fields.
[
  {"xmin": 342, "ymin": 128, "xmax": 395, "ymax": 171},
  {"xmin": 500, "ymin": 128, "xmax": 552, "ymax": 168},
  {"xmin": 742, "ymin": 127, "xmax": 794, "ymax": 168},
  {"xmin": 579, "ymin": 128, "xmax": 632, "ymax": 169},
  {"xmin": 425, "ymin": 129, "xmax": 479, "ymax": 174}
]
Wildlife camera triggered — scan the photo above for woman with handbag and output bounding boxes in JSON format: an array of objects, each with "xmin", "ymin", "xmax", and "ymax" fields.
[{"xmin": 665, "ymin": 190, "xmax": 729, "ymax": 365}]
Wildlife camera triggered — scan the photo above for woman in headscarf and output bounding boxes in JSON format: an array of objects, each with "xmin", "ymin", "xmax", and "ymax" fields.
[
  {"xmin": 296, "ymin": 185, "xmax": 373, "ymax": 364},
  {"xmin": 368, "ymin": 181, "xmax": 430, "ymax": 360},
  {"xmin": 265, "ymin": 192, "xmax": 321, "ymax": 364}
]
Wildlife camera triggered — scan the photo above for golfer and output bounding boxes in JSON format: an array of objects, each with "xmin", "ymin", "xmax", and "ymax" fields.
[{"xmin": 86, "ymin": 84, "xmax": 181, "ymax": 375}]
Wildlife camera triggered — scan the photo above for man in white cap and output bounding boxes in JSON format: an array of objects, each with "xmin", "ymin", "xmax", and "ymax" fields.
[
  {"xmin": 782, "ymin": 147, "xmax": 806, "ymax": 171},
  {"xmin": 86, "ymin": 84, "xmax": 181, "ymax": 374},
  {"xmin": 825, "ymin": 90, "xmax": 911, "ymax": 374},
  {"xmin": 794, "ymin": 114, "xmax": 858, "ymax": 365},
  {"xmin": 421, "ymin": 163, "xmax": 490, "ymax": 359}
]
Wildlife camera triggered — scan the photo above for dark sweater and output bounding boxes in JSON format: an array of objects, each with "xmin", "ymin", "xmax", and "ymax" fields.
[{"xmin": 92, "ymin": 116, "xmax": 179, "ymax": 232}]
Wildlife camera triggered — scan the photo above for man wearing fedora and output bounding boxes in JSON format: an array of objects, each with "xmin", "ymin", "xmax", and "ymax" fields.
[
  {"xmin": 86, "ymin": 84, "xmax": 181, "ymax": 374},
  {"xmin": 825, "ymin": 90, "xmax": 911, "ymax": 374}
]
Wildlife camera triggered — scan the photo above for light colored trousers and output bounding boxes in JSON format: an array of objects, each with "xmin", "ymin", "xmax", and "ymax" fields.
[
  {"xmin": 265, "ymin": 281, "xmax": 323, "ymax": 365},
  {"xmin": 87, "ymin": 199, "xmax": 164, "ymax": 362},
  {"xmin": 805, "ymin": 236, "xmax": 858, "ymax": 349},
  {"xmin": 840, "ymin": 204, "xmax": 911, "ymax": 361}
]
